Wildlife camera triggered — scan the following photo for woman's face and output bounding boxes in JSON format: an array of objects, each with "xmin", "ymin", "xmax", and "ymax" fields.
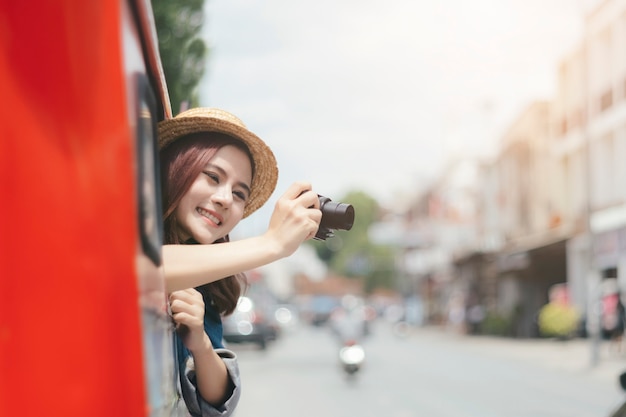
[{"xmin": 174, "ymin": 144, "xmax": 253, "ymax": 244}]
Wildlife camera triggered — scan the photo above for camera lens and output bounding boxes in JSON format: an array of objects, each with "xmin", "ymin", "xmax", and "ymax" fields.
[{"xmin": 319, "ymin": 196, "xmax": 355, "ymax": 231}]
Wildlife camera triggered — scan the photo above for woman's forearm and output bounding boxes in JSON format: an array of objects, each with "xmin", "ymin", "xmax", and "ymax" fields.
[
  {"xmin": 190, "ymin": 337, "xmax": 230, "ymax": 405},
  {"xmin": 162, "ymin": 235, "xmax": 282, "ymax": 292}
]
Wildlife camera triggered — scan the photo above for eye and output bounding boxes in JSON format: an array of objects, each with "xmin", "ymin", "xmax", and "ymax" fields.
[
  {"xmin": 203, "ymin": 171, "xmax": 219, "ymax": 183},
  {"xmin": 233, "ymin": 190, "xmax": 248, "ymax": 202}
]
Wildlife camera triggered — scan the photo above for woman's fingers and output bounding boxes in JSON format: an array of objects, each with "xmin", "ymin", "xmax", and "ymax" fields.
[
  {"xmin": 283, "ymin": 181, "xmax": 312, "ymax": 199},
  {"xmin": 171, "ymin": 311, "xmax": 195, "ymax": 325},
  {"xmin": 170, "ymin": 288, "xmax": 201, "ymax": 303},
  {"xmin": 169, "ymin": 289, "xmax": 204, "ymax": 328},
  {"xmin": 167, "ymin": 283, "xmax": 209, "ymax": 354},
  {"xmin": 170, "ymin": 289, "xmax": 202, "ymax": 309},
  {"xmin": 282, "ymin": 181, "xmax": 321, "ymax": 209},
  {"xmin": 297, "ymin": 190, "xmax": 320, "ymax": 210}
]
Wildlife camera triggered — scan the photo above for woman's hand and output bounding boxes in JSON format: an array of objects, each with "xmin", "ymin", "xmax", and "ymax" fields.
[
  {"xmin": 170, "ymin": 288, "xmax": 231, "ymax": 405},
  {"xmin": 265, "ymin": 182, "xmax": 322, "ymax": 257},
  {"xmin": 170, "ymin": 288, "xmax": 210, "ymax": 353}
]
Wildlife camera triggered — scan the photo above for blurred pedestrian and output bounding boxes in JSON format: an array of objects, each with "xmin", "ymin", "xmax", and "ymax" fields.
[
  {"xmin": 447, "ymin": 293, "xmax": 466, "ymax": 334},
  {"xmin": 467, "ymin": 303, "xmax": 485, "ymax": 335},
  {"xmin": 601, "ymin": 291, "xmax": 625, "ymax": 355},
  {"xmin": 329, "ymin": 295, "xmax": 368, "ymax": 344},
  {"xmin": 159, "ymin": 107, "xmax": 322, "ymax": 416}
]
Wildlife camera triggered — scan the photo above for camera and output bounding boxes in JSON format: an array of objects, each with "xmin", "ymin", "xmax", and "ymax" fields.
[{"xmin": 315, "ymin": 195, "xmax": 355, "ymax": 240}]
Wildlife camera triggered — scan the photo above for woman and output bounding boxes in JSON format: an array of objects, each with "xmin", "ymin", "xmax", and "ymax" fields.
[{"xmin": 159, "ymin": 107, "xmax": 321, "ymax": 416}]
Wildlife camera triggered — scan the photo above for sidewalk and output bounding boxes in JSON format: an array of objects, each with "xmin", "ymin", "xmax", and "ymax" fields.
[{"xmin": 413, "ymin": 325, "xmax": 625, "ymax": 386}]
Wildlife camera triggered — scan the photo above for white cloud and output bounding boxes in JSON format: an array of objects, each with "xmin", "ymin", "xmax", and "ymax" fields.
[{"xmin": 200, "ymin": 0, "xmax": 596, "ymax": 235}]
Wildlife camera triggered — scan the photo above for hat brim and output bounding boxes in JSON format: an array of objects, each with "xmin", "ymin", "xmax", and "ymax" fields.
[{"xmin": 158, "ymin": 109, "xmax": 278, "ymax": 218}]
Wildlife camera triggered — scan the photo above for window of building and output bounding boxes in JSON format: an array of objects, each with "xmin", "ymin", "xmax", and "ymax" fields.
[{"xmin": 600, "ymin": 89, "xmax": 613, "ymax": 112}]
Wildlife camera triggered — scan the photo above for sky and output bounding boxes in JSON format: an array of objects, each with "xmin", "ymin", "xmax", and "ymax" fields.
[{"xmin": 198, "ymin": 0, "xmax": 598, "ymax": 236}]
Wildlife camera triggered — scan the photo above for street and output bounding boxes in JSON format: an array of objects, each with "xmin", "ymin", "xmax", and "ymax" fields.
[{"xmin": 229, "ymin": 320, "xmax": 625, "ymax": 417}]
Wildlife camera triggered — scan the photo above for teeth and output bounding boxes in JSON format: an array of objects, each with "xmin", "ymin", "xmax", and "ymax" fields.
[{"xmin": 197, "ymin": 208, "xmax": 221, "ymax": 225}]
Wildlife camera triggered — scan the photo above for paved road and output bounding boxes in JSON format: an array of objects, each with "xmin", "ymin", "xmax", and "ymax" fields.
[{"xmin": 229, "ymin": 320, "xmax": 626, "ymax": 417}]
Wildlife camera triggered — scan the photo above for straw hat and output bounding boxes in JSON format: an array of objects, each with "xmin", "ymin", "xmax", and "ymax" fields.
[{"xmin": 158, "ymin": 107, "xmax": 278, "ymax": 218}]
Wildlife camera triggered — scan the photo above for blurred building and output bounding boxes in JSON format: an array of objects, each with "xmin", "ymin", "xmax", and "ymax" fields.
[
  {"xmin": 553, "ymin": 0, "xmax": 626, "ymax": 333},
  {"xmin": 493, "ymin": 101, "xmax": 568, "ymax": 337},
  {"xmin": 402, "ymin": 158, "xmax": 483, "ymax": 324},
  {"xmin": 398, "ymin": 0, "xmax": 626, "ymax": 337}
]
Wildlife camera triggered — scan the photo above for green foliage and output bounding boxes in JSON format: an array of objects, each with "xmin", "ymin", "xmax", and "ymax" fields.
[
  {"xmin": 152, "ymin": 0, "xmax": 207, "ymax": 114},
  {"xmin": 311, "ymin": 190, "xmax": 396, "ymax": 294},
  {"xmin": 481, "ymin": 312, "xmax": 513, "ymax": 336}
]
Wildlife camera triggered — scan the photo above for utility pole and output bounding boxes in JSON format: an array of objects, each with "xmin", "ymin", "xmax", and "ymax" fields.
[{"xmin": 580, "ymin": 1, "xmax": 602, "ymax": 368}]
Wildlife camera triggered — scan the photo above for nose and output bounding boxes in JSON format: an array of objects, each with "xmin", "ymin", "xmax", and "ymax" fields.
[{"xmin": 211, "ymin": 185, "xmax": 233, "ymax": 208}]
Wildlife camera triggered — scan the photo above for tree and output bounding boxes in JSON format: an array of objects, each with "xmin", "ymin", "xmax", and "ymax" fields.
[
  {"xmin": 311, "ymin": 190, "xmax": 396, "ymax": 294},
  {"xmin": 153, "ymin": 0, "xmax": 207, "ymax": 114}
]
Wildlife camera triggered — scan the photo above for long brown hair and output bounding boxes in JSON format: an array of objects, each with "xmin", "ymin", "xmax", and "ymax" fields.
[{"xmin": 160, "ymin": 132, "xmax": 252, "ymax": 315}]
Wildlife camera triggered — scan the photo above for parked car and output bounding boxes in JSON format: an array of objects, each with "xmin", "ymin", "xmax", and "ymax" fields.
[{"xmin": 223, "ymin": 296, "xmax": 277, "ymax": 349}]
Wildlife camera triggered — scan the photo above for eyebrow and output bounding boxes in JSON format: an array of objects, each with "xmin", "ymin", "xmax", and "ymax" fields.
[{"xmin": 206, "ymin": 163, "xmax": 252, "ymax": 197}]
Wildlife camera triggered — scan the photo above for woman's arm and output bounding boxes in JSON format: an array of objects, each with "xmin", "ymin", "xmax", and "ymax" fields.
[
  {"xmin": 179, "ymin": 348, "xmax": 241, "ymax": 417},
  {"xmin": 171, "ymin": 289, "xmax": 231, "ymax": 405},
  {"xmin": 163, "ymin": 182, "xmax": 322, "ymax": 293},
  {"xmin": 188, "ymin": 334, "xmax": 230, "ymax": 405}
]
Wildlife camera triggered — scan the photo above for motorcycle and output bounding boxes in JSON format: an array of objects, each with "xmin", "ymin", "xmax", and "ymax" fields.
[
  {"xmin": 328, "ymin": 296, "xmax": 368, "ymax": 379},
  {"xmin": 338, "ymin": 339, "xmax": 365, "ymax": 377}
]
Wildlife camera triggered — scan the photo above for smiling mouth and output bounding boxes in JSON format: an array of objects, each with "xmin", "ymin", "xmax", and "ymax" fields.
[{"xmin": 197, "ymin": 207, "xmax": 222, "ymax": 225}]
